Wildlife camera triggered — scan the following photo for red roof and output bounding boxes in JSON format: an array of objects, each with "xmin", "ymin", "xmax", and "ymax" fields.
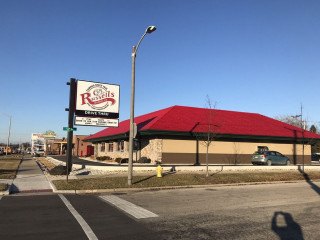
[{"xmin": 85, "ymin": 106, "xmax": 320, "ymax": 141}]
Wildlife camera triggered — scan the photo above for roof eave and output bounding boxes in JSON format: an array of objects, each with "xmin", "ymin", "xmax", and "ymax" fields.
[{"xmin": 84, "ymin": 129, "xmax": 320, "ymax": 143}]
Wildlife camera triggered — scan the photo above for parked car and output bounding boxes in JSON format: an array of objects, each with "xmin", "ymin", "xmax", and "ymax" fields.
[
  {"xmin": 252, "ymin": 151, "xmax": 290, "ymax": 166},
  {"xmin": 32, "ymin": 150, "xmax": 44, "ymax": 156}
]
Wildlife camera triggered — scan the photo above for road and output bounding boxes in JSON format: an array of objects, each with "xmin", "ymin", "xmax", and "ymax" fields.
[
  {"xmin": 1, "ymin": 181, "xmax": 320, "ymax": 239},
  {"xmin": 0, "ymin": 194, "xmax": 156, "ymax": 240}
]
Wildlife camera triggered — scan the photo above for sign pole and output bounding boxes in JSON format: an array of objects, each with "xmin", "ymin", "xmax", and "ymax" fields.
[{"xmin": 66, "ymin": 78, "xmax": 76, "ymax": 180}]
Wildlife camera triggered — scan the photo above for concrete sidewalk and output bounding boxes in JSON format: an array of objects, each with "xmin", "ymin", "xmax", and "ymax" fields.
[{"xmin": 10, "ymin": 157, "xmax": 52, "ymax": 194}]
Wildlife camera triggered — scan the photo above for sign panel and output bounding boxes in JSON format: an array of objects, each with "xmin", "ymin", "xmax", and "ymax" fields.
[
  {"xmin": 75, "ymin": 80, "xmax": 120, "ymax": 118},
  {"xmin": 63, "ymin": 127, "xmax": 77, "ymax": 131},
  {"xmin": 75, "ymin": 116, "xmax": 119, "ymax": 127},
  {"xmin": 31, "ymin": 133, "xmax": 44, "ymax": 152},
  {"xmin": 43, "ymin": 130, "xmax": 57, "ymax": 140}
]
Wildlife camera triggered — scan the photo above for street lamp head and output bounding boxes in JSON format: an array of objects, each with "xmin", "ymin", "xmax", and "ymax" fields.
[{"xmin": 146, "ymin": 26, "xmax": 156, "ymax": 34}]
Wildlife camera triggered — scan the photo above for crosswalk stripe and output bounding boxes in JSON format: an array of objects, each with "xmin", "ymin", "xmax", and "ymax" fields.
[
  {"xmin": 59, "ymin": 194, "xmax": 98, "ymax": 240},
  {"xmin": 100, "ymin": 195, "xmax": 158, "ymax": 219}
]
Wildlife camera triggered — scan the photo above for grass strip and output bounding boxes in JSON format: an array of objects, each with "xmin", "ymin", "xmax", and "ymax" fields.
[
  {"xmin": 37, "ymin": 157, "xmax": 57, "ymax": 171},
  {"xmin": 0, "ymin": 183, "xmax": 8, "ymax": 191},
  {"xmin": 52, "ymin": 171, "xmax": 320, "ymax": 190},
  {"xmin": 0, "ymin": 156, "xmax": 22, "ymax": 179},
  {"xmin": 0, "ymin": 155, "xmax": 23, "ymax": 160}
]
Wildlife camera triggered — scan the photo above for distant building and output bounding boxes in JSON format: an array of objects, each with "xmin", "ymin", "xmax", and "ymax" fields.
[
  {"xmin": 84, "ymin": 106, "xmax": 320, "ymax": 165},
  {"xmin": 44, "ymin": 135, "xmax": 93, "ymax": 157},
  {"xmin": 31, "ymin": 133, "xmax": 44, "ymax": 154},
  {"xmin": 73, "ymin": 135, "xmax": 94, "ymax": 157},
  {"xmin": 45, "ymin": 138, "xmax": 67, "ymax": 155}
]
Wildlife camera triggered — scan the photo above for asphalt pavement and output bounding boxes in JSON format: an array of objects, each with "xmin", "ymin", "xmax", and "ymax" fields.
[
  {"xmin": 120, "ymin": 181, "xmax": 320, "ymax": 240},
  {"xmin": 2, "ymin": 181, "xmax": 320, "ymax": 239},
  {"xmin": 3, "ymin": 156, "xmax": 320, "ymax": 239},
  {"xmin": 0, "ymin": 194, "xmax": 156, "ymax": 240}
]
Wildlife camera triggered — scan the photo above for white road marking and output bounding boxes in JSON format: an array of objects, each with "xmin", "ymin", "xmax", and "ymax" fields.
[
  {"xmin": 0, "ymin": 196, "xmax": 3, "ymax": 201},
  {"xmin": 100, "ymin": 195, "xmax": 158, "ymax": 219},
  {"xmin": 59, "ymin": 194, "xmax": 98, "ymax": 240}
]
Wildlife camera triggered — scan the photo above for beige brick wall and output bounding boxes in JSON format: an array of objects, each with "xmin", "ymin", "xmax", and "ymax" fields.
[
  {"xmin": 162, "ymin": 139, "xmax": 311, "ymax": 157},
  {"xmin": 94, "ymin": 139, "xmax": 163, "ymax": 163}
]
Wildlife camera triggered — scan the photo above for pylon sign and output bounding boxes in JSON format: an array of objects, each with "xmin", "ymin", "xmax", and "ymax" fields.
[{"xmin": 75, "ymin": 80, "xmax": 120, "ymax": 119}]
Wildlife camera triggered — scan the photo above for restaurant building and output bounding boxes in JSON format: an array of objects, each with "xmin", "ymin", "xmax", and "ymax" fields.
[{"xmin": 84, "ymin": 106, "xmax": 320, "ymax": 165}]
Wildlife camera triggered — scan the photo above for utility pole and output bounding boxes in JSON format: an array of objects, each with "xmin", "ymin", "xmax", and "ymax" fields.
[
  {"xmin": 66, "ymin": 78, "xmax": 76, "ymax": 180},
  {"xmin": 1, "ymin": 113, "xmax": 11, "ymax": 156},
  {"xmin": 292, "ymin": 104, "xmax": 305, "ymax": 172},
  {"xmin": 300, "ymin": 104, "xmax": 305, "ymax": 173},
  {"xmin": 6, "ymin": 116, "xmax": 11, "ymax": 156}
]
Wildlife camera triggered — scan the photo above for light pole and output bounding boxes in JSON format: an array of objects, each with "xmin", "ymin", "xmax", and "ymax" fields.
[
  {"xmin": 1, "ymin": 113, "xmax": 11, "ymax": 155},
  {"xmin": 292, "ymin": 106, "xmax": 305, "ymax": 172},
  {"xmin": 128, "ymin": 26, "xmax": 156, "ymax": 186}
]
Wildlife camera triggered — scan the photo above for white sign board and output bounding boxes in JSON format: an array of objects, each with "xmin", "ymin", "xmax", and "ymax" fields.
[
  {"xmin": 31, "ymin": 133, "xmax": 44, "ymax": 152},
  {"xmin": 75, "ymin": 116, "xmax": 119, "ymax": 127},
  {"xmin": 76, "ymin": 80, "xmax": 120, "ymax": 118}
]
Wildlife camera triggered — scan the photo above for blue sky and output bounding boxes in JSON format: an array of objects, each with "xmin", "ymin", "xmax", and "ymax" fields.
[{"xmin": 1, "ymin": 0, "xmax": 320, "ymax": 143}]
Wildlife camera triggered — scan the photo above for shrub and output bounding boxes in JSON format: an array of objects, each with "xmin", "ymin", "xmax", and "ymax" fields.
[
  {"xmin": 138, "ymin": 157, "xmax": 151, "ymax": 163},
  {"xmin": 96, "ymin": 156, "xmax": 112, "ymax": 161},
  {"xmin": 115, "ymin": 158, "xmax": 129, "ymax": 164},
  {"xmin": 122, "ymin": 158, "xmax": 129, "ymax": 163}
]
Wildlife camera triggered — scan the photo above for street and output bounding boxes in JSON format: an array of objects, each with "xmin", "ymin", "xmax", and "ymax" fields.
[
  {"xmin": 124, "ymin": 181, "xmax": 320, "ymax": 239},
  {"xmin": 1, "ymin": 181, "xmax": 320, "ymax": 239},
  {"xmin": 0, "ymin": 194, "xmax": 156, "ymax": 240}
]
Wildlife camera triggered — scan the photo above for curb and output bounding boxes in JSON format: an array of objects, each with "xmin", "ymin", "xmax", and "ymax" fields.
[
  {"xmin": 51, "ymin": 179, "xmax": 315, "ymax": 195},
  {"xmin": 38, "ymin": 157, "xmax": 320, "ymax": 195},
  {"xmin": 46, "ymin": 157, "xmax": 320, "ymax": 173},
  {"xmin": 36, "ymin": 159, "xmax": 59, "ymax": 193}
]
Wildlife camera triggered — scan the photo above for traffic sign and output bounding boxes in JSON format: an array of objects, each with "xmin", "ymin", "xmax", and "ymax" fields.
[{"xmin": 63, "ymin": 127, "xmax": 77, "ymax": 131}]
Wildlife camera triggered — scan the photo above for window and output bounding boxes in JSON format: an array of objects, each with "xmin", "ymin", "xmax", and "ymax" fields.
[
  {"xmin": 257, "ymin": 146, "xmax": 269, "ymax": 153},
  {"xmin": 118, "ymin": 141, "xmax": 124, "ymax": 152},
  {"xmin": 108, "ymin": 143, "xmax": 114, "ymax": 152},
  {"xmin": 100, "ymin": 142, "xmax": 105, "ymax": 152},
  {"xmin": 134, "ymin": 140, "xmax": 140, "ymax": 151}
]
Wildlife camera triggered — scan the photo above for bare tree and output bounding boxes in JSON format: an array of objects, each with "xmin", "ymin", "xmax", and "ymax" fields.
[
  {"xmin": 194, "ymin": 96, "xmax": 221, "ymax": 177},
  {"xmin": 310, "ymin": 125, "xmax": 317, "ymax": 133},
  {"xmin": 232, "ymin": 142, "xmax": 241, "ymax": 165},
  {"xmin": 274, "ymin": 113, "xmax": 308, "ymax": 130},
  {"xmin": 275, "ymin": 104, "xmax": 309, "ymax": 171}
]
